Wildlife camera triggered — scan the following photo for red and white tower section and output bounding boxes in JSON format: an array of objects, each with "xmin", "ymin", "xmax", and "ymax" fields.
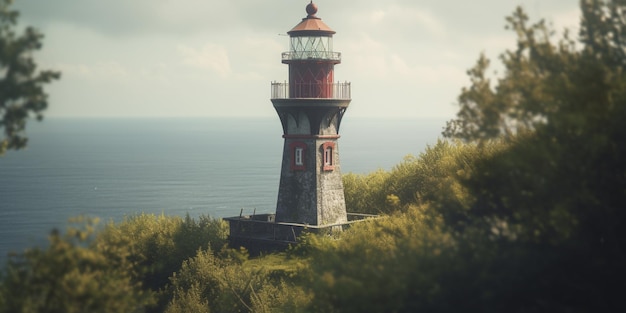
[{"xmin": 271, "ymin": 2, "xmax": 351, "ymax": 226}]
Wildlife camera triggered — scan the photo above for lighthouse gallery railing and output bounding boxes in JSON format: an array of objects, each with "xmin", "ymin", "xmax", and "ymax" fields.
[
  {"xmin": 281, "ymin": 51, "xmax": 341, "ymax": 62},
  {"xmin": 271, "ymin": 82, "xmax": 351, "ymax": 99}
]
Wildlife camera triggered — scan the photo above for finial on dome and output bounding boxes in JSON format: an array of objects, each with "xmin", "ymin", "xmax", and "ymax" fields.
[{"xmin": 306, "ymin": 1, "xmax": 318, "ymax": 17}]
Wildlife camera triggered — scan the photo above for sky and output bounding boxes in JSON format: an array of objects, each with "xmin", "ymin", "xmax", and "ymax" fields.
[{"xmin": 14, "ymin": 0, "xmax": 580, "ymax": 119}]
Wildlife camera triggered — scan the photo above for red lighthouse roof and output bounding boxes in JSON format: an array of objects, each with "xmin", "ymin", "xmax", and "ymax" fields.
[{"xmin": 287, "ymin": 1, "xmax": 335, "ymax": 36}]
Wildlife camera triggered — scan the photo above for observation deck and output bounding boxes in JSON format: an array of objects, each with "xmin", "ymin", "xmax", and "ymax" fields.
[
  {"xmin": 271, "ymin": 81, "xmax": 351, "ymax": 100},
  {"xmin": 281, "ymin": 51, "xmax": 341, "ymax": 63}
]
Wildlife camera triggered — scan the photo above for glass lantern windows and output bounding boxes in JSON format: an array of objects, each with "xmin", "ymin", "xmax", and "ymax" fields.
[{"xmin": 289, "ymin": 36, "xmax": 333, "ymax": 60}]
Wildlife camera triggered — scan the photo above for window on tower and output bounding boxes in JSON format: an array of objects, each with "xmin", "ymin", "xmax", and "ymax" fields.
[
  {"xmin": 324, "ymin": 146, "xmax": 332, "ymax": 165},
  {"xmin": 322, "ymin": 142, "xmax": 335, "ymax": 171},
  {"xmin": 295, "ymin": 147, "xmax": 303, "ymax": 166},
  {"xmin": 290, "ymin": 142, "xmax": 307, "ymax": 171}
]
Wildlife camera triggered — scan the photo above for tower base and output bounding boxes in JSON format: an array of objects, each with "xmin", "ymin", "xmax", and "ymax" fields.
[{"xmin": 223, "ymin": 212, "xmax": 377, "ymax": 256}]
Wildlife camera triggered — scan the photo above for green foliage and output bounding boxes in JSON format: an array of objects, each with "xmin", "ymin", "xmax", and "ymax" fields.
[
  {"xmin": 0, "ymin": 214, "xmax": 229, "ymax": 313},
  {"xmin": 342, "ymin": 169, "xmax": 390, "ymax": 214},
  {"xmin": 443, "ymin": 0, "xmax": 626, "ymax": 265},
  {"xmin": 0, "ymin": 0, "xmax": 60, "ymax": 155},
  {"xmin": 343, "ymin": 140, "xmax": 491, "ymax": 217},
  {"xmin": 94, "ymin": 213, "xmax": 228, "ymax": 294},
  {"xmin": 331, "ymin": 1, "xmax": 626, "ymax": 312},
  {"xmin": 443, "ymin": 5, "xmax": 580, "ymax": 142},
  {"xmin": 165, "ymin": 283, "xmax": 210, "ymax": 313},
  {"xmin": 298, "ymin": 208, "xmax": 456, "ymax": 313},
  {"xmin": 93, "ymin": 213, "xmax": 228, "ymax": 313},
  {"xmin": 0, "ymin": 216, "xmax": 153, "ymax": 313},
  {"xmin": 166, "ymin": 249, "xmax": 311, "ymax": 313},
  {"xmin": 439, "ymin": 0, "xmax": 626, "ymax": 310}
]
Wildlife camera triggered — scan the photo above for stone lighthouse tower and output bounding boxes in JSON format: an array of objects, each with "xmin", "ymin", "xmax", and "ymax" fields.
[
  {"xmin": 225, "ymin": 2, "xmax": 371, "ymax": 253},
  {"xmin": 271, "ymin": 1, "xmax": 351, "ymax": 226}
]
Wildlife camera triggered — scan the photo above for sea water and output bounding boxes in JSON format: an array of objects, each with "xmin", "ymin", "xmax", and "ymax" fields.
[{"xmin": 0, "ymin": 117, "xmax": 446, "ymax": 262}]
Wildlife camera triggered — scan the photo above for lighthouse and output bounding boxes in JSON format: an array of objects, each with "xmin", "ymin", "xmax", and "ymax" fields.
[
  {"xmin": 224, "ymin": 2, "xmax": 370, "ymax": 254},
  {"xmin": 271, "ymin": 1, "xmax": 351, "ymax": 226}
]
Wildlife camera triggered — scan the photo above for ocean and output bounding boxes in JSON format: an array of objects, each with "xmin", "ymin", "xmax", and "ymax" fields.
[{"xmin": 0, "ymin": 117, "xmax": 446, "ymax": 262}]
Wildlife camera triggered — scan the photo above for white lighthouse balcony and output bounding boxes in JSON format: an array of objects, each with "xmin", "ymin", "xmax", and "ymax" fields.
[
  {"xmin": 282, "ymin": 51, "xmax": 341, "ymax": 62},
  {"xmin": 271, "ymin": 81, "xmax": 351, "ymax": 99}
]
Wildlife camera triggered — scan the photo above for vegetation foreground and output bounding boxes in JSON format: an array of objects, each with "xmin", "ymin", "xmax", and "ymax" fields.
[{"xmin": 2, "ymin": 1, "xmax": 626, "ymax": 312}]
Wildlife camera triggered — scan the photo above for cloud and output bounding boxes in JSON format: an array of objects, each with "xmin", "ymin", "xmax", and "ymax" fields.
[
  {"xmin": 390, "ymin": 55, "xmax": 465, "ymax": 84},
  {"xmin": 552, "ymin": 9, "xmax": 581, "ymax": 36},
  {"xmin": 348, "ymin": 5, "xmax": 446, "ymax": 42},
  {"xmin": 402, "ymin": 7, "xmax": 447, "ymax": 38},
  {"xmin": 54, "ymin": 62, "xmax": 131, "ymax": 81},
  {"xmin": 13, "ymin": 0, "xmax": 583, "ymax": 119},
  {"xmin": 13, "ymin": 0, "xmax": 299, "ymax": 37},
  {"xmin": 178, "ymin": 44, "xmax": 231, "ymax": 77}
]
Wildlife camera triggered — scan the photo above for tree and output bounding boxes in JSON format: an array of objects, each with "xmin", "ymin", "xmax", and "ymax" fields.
[
  {"xmin": 0, "ymin": 217, "xmax": 154, "ymax": 313},
  {"xmin": 443, "ymin": 5, "xmax": 581, "ymax": 143},
  {"xmin": 443, "ymin": 0, "xmax": 626, "ymax": 145},
  {"xmin": 0, "ymin": 0, "xmax": 59, "ymax": 155},
  {"xmin": 442, "ymin": 0, "xmax": 626, "ymax": 239},
  {"xmin": 440, "ymin": 0, "xmax": 626, "ymax": 311}
]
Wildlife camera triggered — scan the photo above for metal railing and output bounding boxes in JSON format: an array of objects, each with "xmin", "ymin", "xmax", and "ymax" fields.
[
  {"xmin": 282, "ymin": 51, "xmax": 341, "ymax": 62},
  {"xmin": 271, "ymin": 81, "xmax": 351, "ymax": 99}
]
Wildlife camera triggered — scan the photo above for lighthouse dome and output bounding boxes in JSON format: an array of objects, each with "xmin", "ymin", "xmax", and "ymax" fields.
[{"xmin": 288, "ymin": 1, "xmax": 335, "ymax": 36}]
